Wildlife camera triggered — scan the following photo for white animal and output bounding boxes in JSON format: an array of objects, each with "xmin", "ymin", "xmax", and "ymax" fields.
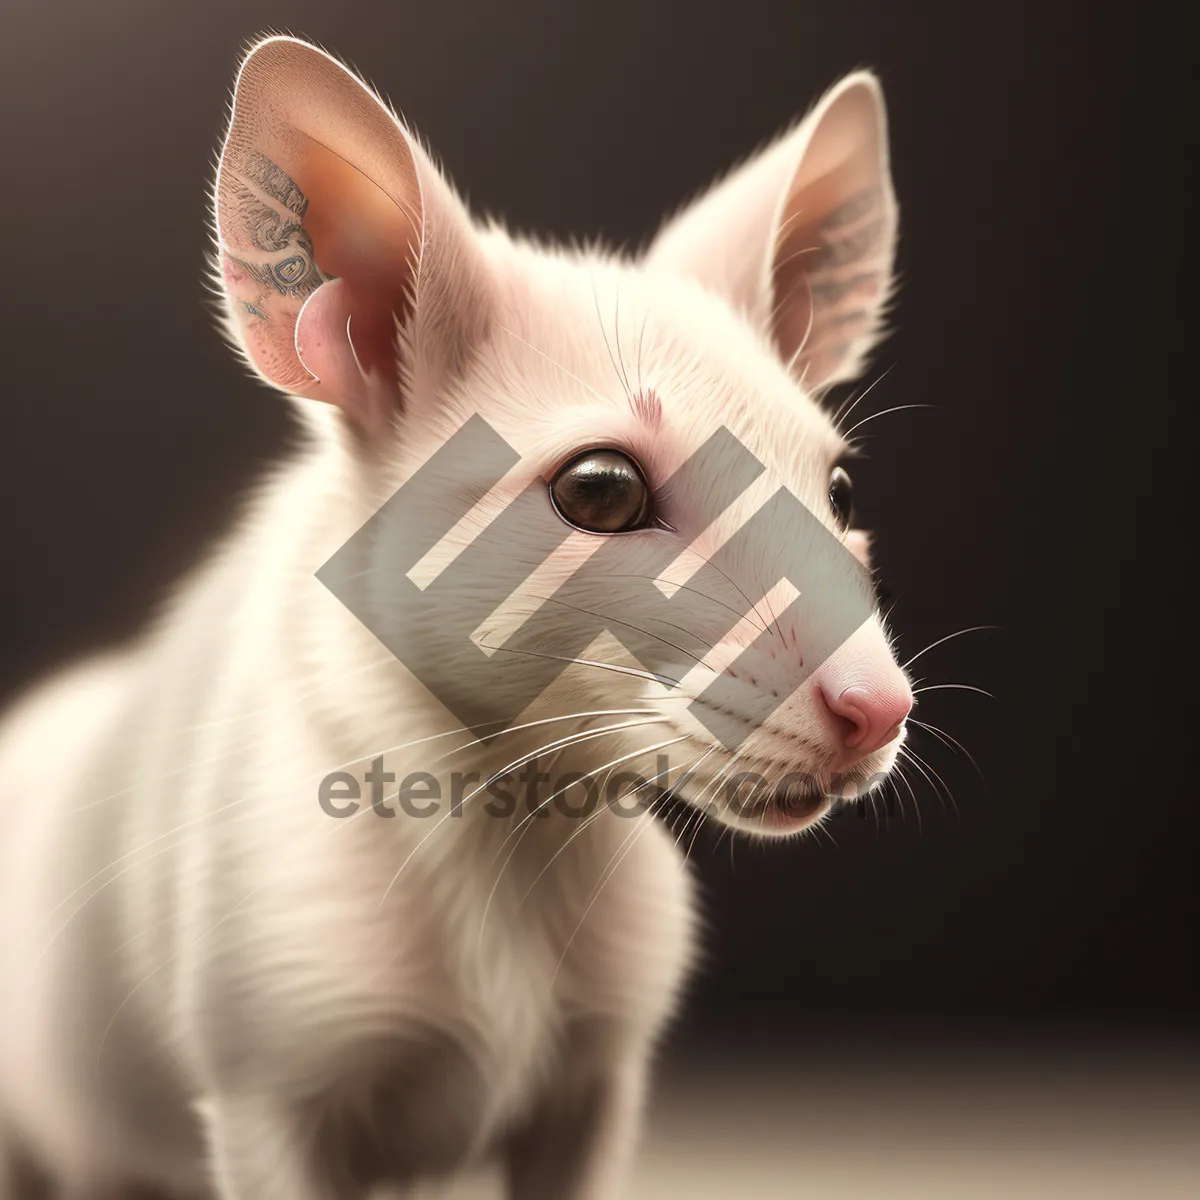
[{"xmin": 0, "ymin": 35, "xmax": 913, "ymax": 1199}]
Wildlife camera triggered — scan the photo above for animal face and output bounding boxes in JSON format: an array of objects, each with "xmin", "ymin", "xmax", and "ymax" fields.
[{"xmin": 215, "ymin": 37, "xmax": 912, "ymax": 837}]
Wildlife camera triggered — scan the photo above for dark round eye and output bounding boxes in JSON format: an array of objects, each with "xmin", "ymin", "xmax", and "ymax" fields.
[
  {"xmin": 550, "ymin": 449, "xmax": 651, "ymax": 533},
  {"xmin": 828, "ymin": 465, "xmax": 854, "ymax": 529}
]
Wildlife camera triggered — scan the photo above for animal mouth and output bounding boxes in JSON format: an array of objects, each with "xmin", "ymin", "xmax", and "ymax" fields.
[
  {"xmin": 768, "ymin": 776, "xmax": 827, "ymax": 820},
  {"xmin": 736, "ymin": 776, "xmax": 831, "ymax": 831},
  {"xmin": 667, "ymin": 752, "xmax": 837, "ymax": 833},
  {"xmin": 649, "ymin": 725, "xmax": 893, "ymax": 836}
]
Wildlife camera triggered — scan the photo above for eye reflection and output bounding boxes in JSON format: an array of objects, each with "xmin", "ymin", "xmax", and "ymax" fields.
[
  {"xmin": 549, "ymin": 449, "xmax": 651, "ymax": 533},
  {"xmin": 828, "ymin": 465, "xmax": 854, "ymax": 529}
]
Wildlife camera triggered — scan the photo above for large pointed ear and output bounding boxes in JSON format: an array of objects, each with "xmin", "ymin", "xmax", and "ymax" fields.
[
  {"xmin": 214, "ymin": 36, "xmax": 492, "ymax": 434},
  {"xmin": 645, "ymin": 72, "xmax": 897, "ymax": 390}
]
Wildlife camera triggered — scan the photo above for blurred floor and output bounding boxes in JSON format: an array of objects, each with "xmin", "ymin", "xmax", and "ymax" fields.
[{"xmin": 409, "ymin": 1029, "xmax": 1200, "ymax": 1198}]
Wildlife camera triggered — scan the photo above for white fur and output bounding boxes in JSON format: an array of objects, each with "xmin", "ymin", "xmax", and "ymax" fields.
[{"xmin": 0, "ymin": 37, "xmax": 909, "ymax": 1199}]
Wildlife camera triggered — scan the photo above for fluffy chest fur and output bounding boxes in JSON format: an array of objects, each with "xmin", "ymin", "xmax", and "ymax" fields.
[
  {"xmin": 0, "ymin": 563, "xmax": 696, "ymax": 1194},
  {"xmin": 0, "ymin": 33, "xmax": 909, "ymax": 1200}
]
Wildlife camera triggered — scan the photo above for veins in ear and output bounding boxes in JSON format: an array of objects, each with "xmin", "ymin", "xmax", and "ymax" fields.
[
  {"xmin": 780, "ymin": 186, "xmax": 888, "ymax": 370},
  {"xmin": 808, "ymin": 189, "xmax": 886, "ymax": 273},
  {"xmin": 245, "ymin": 151, "xmax": 308, "ymax": 218},
  {"xmin": 225, "ymin": 154, "xmax": 332, "ymax": 302},
  {"xmin": 818, "ymin": 188, "xmax": 876, "ymax": 232}
]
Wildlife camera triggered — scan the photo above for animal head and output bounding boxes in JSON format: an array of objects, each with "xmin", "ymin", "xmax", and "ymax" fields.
[{"xmin": 214, "ymin": 35, "xmax": 912, "ymax": 838}]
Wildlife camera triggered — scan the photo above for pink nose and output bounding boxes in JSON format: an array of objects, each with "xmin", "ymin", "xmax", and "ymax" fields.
[{"xmin": 818, "ymin": 682, "xmax": 913, "ymax": 759}]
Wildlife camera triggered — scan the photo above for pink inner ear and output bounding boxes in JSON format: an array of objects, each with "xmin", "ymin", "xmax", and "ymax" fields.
[
  {"xmin": 215, "ymin": 37, "xmax": 425, "ymax": 426},
  {"xmin": 295, "ymin": 277, "xmax": 404, "ymax": 431},
  {"xmin": 287, "ymin": 139, "xmax": 418, "ymax": 428},
  {"xmin": 218, "ymin": 40, "xmax": 498, "ymax": 431}
]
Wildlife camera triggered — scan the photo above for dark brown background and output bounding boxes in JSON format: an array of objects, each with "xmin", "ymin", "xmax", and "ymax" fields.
[{"xmin": 0, "ymin": 0, "xmax": 1191, "ymax": 1039}]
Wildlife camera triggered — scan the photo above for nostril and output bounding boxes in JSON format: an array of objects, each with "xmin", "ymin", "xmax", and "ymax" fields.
[
  {"xmin": 831, "ymin": 688, "xmax": 875, "ymax": 748},
  {"xmin": 819, "ymin": 684, "xmax": 912, "ymax": 756},
  {"xmin": 817, "ymin": 686, "xmax": 862, "ymax": 745}
]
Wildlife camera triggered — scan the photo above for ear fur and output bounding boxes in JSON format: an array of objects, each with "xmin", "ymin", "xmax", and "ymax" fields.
[
  {"xmin": 213, "ymin": 35, "xmax": 493, "ymax": 433},
  {"xmin": 645, "ymin": 72, "xmax": 898, "ymax": 390}
]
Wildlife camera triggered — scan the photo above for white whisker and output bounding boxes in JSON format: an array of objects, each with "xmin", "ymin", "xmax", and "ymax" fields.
[
  {"xmin": 842, "ymin": 402, "xmax": 935, "ymax": 441},
  {"xmin": 901, "ymin": 625, "xmax": 997, "ymax": 671},
  {"xmin": 476, "ymin": 734, "xmax": 689, "ymax": 947},
  {"xmin": 517, "ymin": 747, "xmax": 708, "ymax": 912},
  {"xmin": 832, "ymin": 363, "xmax": 894, "ymax": 432},
  {"xmin": 495, "ymin": 321, "xmax": 612, "ymax": 407},
  {"xmin": 912, "ymin": 683, "xmax": 995, "ymax": 700},
  {"xmin": 377, "ymin": 717, "xmax": 667, "ymax": 907}
]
